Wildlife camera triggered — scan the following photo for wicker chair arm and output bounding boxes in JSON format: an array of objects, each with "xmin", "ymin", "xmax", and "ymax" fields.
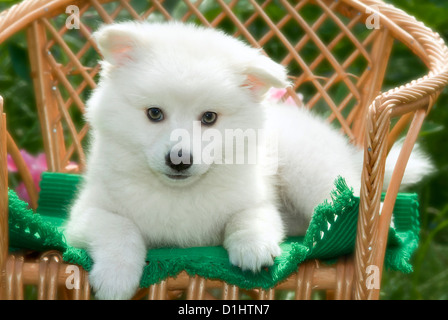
[
  {"xmin": 351, "ymin": 0, "xmax": 448, "ymax": 300},
  {"xmin": 0, "ymin": 97, "xmax": 7, "ymax": 278},
  {"xmin": 349, "ymin": 0, "xmax": 448, "ymax": 111},
  {"xmin": 0, "ymin": 0, "xmax": 79, "ymax": 45}
]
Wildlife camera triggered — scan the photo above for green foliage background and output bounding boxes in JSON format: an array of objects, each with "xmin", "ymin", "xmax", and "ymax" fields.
[{"xmin": 0, "ymin": 0, "xmax": 447, "ymax": 299}]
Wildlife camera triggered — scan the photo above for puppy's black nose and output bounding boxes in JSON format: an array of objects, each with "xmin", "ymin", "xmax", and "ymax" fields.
[{"xmin": 165, "ymin": 150, "xmax": 193, "ymax": 172}]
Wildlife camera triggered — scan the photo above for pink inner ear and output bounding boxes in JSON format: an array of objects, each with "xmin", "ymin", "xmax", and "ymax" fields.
[
  {"xmin": 242, "ymin": 75, "xmax": 266, "ymax": 96},
  {"xmin": 110, "ymin": 44, "xmax": 133, "ymax": 65}
]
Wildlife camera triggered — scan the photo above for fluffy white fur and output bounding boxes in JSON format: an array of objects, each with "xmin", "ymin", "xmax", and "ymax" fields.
[{"xmin": 65, "ymin": 21, "xmax": 433, "ymax": 300}]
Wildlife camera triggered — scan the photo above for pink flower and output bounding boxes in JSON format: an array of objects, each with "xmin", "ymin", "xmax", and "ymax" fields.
[
  {"xmin": 7, "ymin": 154, "xmax": 17, "ymax": 171},
  {"xmin": 7, "ymin": 150, "xmax": 48, "ymax": 203},
  {"xmin": 268, "ymin": 88, "xmax": 288, "ymax": 100},
  {"xmin": 267, "ymin": 88, "xmax": 304, "ymax": 106}
]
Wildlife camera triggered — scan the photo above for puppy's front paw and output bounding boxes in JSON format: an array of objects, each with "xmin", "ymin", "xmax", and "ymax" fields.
[
  {"xmin": 89, "ymin": 260, "xmax": 142, "ymax": 300},
  {"xmin": 225, "ymin": 234, "xmax": 282, "ymax": 273}
]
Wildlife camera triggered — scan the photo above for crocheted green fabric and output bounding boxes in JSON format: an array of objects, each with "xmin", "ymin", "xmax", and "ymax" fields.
[{"xmin": 8, "ymin": 172, "xmax": 420, "ymax": 290}]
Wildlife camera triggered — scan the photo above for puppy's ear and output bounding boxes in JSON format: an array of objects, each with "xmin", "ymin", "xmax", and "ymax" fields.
[
  {"xmin": 242, "ymin": 54, "xmax": 290, "ymax": 101},
  {"xmin": 93, "ymin": 23, "xmax": 141, "ymax": 66}
]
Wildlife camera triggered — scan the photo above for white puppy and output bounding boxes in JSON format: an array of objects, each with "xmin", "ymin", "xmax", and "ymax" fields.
[{"xmin": 65, "ymin": 21, "xmax": 432, "ymax": 299}]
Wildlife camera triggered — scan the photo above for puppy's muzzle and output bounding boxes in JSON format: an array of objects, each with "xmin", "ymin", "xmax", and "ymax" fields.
[{"xmin": 165, "ymin": 150, "xmax": 193, "ymax": 172}]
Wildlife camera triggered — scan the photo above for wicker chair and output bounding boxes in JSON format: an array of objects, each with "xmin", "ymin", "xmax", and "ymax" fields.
[{"xmin": 1, "ymin": 0, "xmax": 447, "ymax": 300}]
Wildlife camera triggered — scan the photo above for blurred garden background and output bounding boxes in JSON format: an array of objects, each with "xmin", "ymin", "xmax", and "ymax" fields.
[{"xmin": 1, "ymin": 0, "xmax": 448, "ymax": 299}]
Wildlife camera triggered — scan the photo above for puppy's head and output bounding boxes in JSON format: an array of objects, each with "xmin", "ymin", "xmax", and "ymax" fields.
[{"xmin": 87, "ymin": 22, "xmax": 289, "ymax": 186}]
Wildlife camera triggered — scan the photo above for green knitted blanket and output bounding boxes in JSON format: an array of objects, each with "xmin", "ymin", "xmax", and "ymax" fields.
[{"xmin": 8, "ymin": 172, "xmax": 420, "ymax": 290}]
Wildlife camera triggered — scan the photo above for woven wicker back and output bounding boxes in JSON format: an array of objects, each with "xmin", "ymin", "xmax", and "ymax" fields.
[{"xmin": 20, "ymin": 0, "xmax": 399, "ymax": 173}]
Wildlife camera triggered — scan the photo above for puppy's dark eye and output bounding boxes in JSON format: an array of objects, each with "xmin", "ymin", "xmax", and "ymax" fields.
[
  {"xmin": 147, "ymin": 107, "xmax": 164, "ymax": 122},
  {"xmin": 201, "ymin": 111, "xmax": 217, "ymax": 125}
]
